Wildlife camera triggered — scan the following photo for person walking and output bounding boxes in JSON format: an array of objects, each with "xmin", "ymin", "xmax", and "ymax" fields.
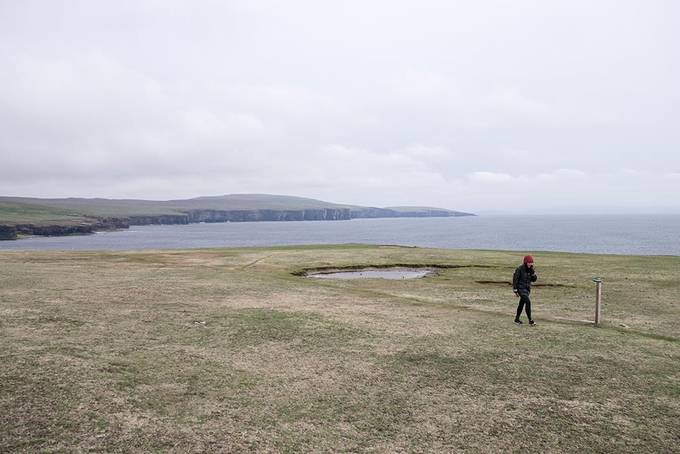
[{"xmin": 513, "ymin": 255, "xmax": 538, "ymax": 325}]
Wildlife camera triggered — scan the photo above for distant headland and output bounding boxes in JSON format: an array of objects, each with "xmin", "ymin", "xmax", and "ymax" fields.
[{"xmin": 0, "ymin": 194, "xmax": 475, "ymax": 240}]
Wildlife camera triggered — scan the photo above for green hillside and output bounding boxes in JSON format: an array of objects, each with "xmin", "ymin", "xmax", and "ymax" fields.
[
  {"xmin": 0, "ymin": 197, "xmax": 186, "ymax": 218},
  {"xmin": 168, "ymin": 194, "xmax": 350, "ymax": 211},
  {"xmin": 0, "ymin": 194, "xmax": 471, "ymax": 222},
  {"xmin": 0, "ymin": 194, "xmax": 351, "ymax": 219},
  {"xmin": 0, "ymin": 201, "xmax": 90, "ymax": 225}
]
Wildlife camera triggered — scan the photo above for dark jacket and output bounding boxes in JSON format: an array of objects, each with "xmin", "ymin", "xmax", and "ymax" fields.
[{"xmin": 513, "ymin": 264, "xmax": 537, "ymax": 296}]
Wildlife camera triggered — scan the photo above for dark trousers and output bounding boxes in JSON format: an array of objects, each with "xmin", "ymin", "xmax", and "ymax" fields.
[{"xmin": 515, "ymin": 294, "xmax": 532, "ymax": 321}]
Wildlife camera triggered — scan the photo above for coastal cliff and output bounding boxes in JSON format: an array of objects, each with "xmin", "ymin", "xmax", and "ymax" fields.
[
  {"xmin": 350, "ymin": 207, "xmax": 471, "ymax": 218},
  {"xmin": 0, "ymin": 209, "xmax": 353, "ymax": 240},
  {"xmin": 3, "ymin": 218, "xmax": 129, "ymax": 239},
  {"xmin": 0, "ymin": 195, "xmax": 474, "ymax": 240},
  {"xmin": 126, "ymin": 208, "xmax": 351, "ymax": 225},
  {"xmin": 186, "ymin": 208, "xmax": 351, "ymax": 223},
  {"xmin": 128, "ymin": 215, "xmax": 189, "ymax": 225},
  {"xmin": 0, "ymin": 225, "xmax": 17, "ymax": 240}
]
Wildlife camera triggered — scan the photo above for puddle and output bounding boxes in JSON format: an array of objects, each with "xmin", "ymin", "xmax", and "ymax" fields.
[{"xmin": 307, "ymin": 268, "xmax": 435, "ymax": 280}]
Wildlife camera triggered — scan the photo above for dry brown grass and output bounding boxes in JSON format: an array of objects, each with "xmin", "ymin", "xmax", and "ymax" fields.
[{"xmin": 1, "ymin": 245, "xmax": 678, "ymax": 452}]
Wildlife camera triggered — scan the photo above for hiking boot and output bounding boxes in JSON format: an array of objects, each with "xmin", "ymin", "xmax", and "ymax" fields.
[
  {"xmin": 514, "ymin": 319, "xmax": 523, "ymax": 325},
  {"xmin": 529, "ymin": 320, "xmax": 536, "ymax": 326}
]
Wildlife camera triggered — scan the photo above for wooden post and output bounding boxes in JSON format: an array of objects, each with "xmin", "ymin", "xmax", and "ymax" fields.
[{"xmin": 592, "ymin": 278, "xmax": 603, "ymax": 326}]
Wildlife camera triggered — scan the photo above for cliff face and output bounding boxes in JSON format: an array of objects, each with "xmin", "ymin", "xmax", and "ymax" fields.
[
  {"xmin": 350, "ymin": 208, "xmax": 397, "ymax": 219},
  {"xmin": 1, "ymin": 210, "xmax": 352, "ymax": 240},
  {"xmin": 350, "ymin": 208, "xmax": 472, "ymax": 218},
  {"xmin": 0, "ymin": 206, "xmax": 470, "ymax": 241},
  {"xmin": 0, "ymin": 225, "xmax": 17, "ymax": 240},
  {"xmin": 1, "ymin": 218, "xmax": 129, "ymax": 240},
  {"xmin": 186, "ymin": 208, "xmax": 350, "ymax": 223},
  {"xmin": 16, "ymin": 224, "xmax": 97, "ymax": 236},
  {"xmin": 128, "ymin": 215, "xmax": 189, "ymax": 225},
  {"xmin": 392, "ymin": 209, "xmax": 463, "ymax": 218},
  {"xmin": 108, "ymin": 208, "xmax": 350, "ymax": 226}
]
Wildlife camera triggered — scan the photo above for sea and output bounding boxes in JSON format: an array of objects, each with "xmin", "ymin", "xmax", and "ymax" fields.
[{"xmin": 2, "ymin": 214, "xmax": 680, "ymax": 255}]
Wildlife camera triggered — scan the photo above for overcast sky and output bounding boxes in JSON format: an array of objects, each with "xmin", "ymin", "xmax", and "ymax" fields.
[{"xmin": 1, "ymin": 0, "xmax": 678, "ymax": 213}]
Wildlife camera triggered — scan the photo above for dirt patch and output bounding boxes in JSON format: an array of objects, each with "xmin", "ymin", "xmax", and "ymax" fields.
[{"xmin": 294, "ymin": 263, "xmax": 498, "ymax": 277}]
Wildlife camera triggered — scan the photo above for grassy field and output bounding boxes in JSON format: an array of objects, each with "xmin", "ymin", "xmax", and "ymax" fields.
[
  {"xmin": 0, "ymin": 245, "xmax": 678, "ymax": 452},
  {"xmin": 0, "ymin": 195, "xmax": 356, "ymax": 220},
  {"xmin": 0, "ymin": 198, "xmax": 186, "ymax": 219},
  {"xmin": 0, "ymin": 201, "xmax": 90, "ymax": 226}
]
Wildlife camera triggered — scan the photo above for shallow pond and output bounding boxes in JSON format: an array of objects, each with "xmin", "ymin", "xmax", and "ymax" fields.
[{"xmin": 307, "ymin": 268, "xmax": 434, "ymax": 280}]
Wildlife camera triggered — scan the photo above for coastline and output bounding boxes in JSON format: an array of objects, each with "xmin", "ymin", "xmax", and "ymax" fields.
[
  {"xmin": 0, "ymin": 209, "xmax": 474, "ymax": 241},
  {"xmin": 3, "ymin": 215, "xmax": 680, "ymax": 256}
]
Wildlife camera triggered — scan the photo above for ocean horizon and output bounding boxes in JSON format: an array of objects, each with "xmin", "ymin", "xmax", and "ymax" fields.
[{"xmin": 2, "ymin": 214, "xmax": 680, "ymax": 256}]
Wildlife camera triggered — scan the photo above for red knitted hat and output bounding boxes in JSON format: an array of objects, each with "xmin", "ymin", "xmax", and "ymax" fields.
[{"xmin": 523, "ymin": 255, "xmax": 534, "ymax": 264}]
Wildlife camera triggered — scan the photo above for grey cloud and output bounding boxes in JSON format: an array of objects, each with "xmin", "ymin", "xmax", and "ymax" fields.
[{"xmin": 0, "ymin": 0, "xmax": 678, "ymax": 212}]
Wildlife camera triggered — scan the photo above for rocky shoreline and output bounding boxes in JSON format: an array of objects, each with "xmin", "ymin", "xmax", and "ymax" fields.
[
  {"xmin": 0, "ymin": 218, "xmax": 130, "ymax": 241},
  {"xmin": 0, "ymin": 208, "xmax": 472, "ymax": 240}
]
